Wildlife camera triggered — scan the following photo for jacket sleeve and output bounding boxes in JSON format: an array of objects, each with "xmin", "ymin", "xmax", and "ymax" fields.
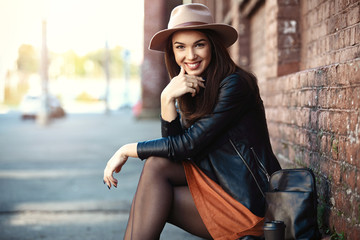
[
  {"xmin": 137, "ymin": 73, "xmax": 254, "ymax": 161},
  {"xmin": 161, "ymin": 113, "xmax": 184, "ymax": 137}
]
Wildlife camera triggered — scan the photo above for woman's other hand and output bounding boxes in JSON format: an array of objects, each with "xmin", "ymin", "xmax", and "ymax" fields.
[
  {"xmin": 161, "ymin": 66, "xmax": 205, "ymax": 121},
  {"xmin": 162, "ymin": 66, "xmax": 205, "ymax": 100},
  {"xmin": 103, "ymin": 143, "xmax": 138, "ymax": 189}
]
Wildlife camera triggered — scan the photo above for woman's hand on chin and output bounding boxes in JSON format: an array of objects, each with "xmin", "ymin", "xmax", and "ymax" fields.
[{"xmin": 162, "ymin": 66, "xmax": 205, "ymax": 101}]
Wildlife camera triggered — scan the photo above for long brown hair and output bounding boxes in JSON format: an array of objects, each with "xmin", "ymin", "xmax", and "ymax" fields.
[{"xmin": 164, "ymin": 29, "xmax": 259, "ymax": 127}]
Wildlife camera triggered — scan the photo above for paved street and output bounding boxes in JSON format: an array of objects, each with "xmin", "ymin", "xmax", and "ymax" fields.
[{"xmin": 0, "ymin": 110, "xmax": 203, "ymax": 240}]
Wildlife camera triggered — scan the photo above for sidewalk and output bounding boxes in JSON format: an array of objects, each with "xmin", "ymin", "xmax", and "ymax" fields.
[{"xmin": 0, "ymin": 110, "xmax": 203, "ymax": 240}]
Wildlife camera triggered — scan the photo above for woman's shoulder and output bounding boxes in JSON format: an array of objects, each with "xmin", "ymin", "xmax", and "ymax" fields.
[{"xmin": 220, "ymin": 71, "xmax": 249, "ymax": 90}]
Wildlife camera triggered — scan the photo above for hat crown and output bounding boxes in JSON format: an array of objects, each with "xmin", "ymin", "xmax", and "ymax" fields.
[{"xmin": 168, "ymin": 3, "xmax": 214, "ymax": 28}]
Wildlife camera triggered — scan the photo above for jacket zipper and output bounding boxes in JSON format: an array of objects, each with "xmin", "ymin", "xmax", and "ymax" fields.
[
  {"xmin": 250, "ymin": 147, "xmax": 270, "ymax": 182},
  {"xmin": 229, "ymin": 139, "xmax": 265, "ymax": 198}
]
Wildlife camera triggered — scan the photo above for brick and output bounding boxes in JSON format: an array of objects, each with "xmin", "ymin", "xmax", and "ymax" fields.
[
  {"xmin": 343, "ymin": 165, "xmax": 357, "ymax": 190},
  {"xmin": 350, "ymin": 25, "xmax": 357, "ymax": 46},
  {"xmin": 298, "ymin": 129, "xmax": 308, "ymax": 146},
  {"xmin": 324, "ymin": 35, "xmax": 331, "ymax": 53},
  {"xmin": 318, "ymin": 111, "xmax": 330, "ymax": 130},
  {"xmin": 277, "ymin": 61, "xmax": 300, "ymax": 76},
  {"xmin": 328, "ymin": 0, "xmax": 336, "ymax": 17},
  {"xmin": 327, "ymin": 14, "xmax": 338, "ymax": 34},
  {"xmin": 332, "ymin": 161, "xmax": 342, "ymax": 185},
  {"xmin": 278, "ymin": 5, "xmax": 300, "ymax": 19},
  {"xmin": 329, "ymin": 33, "xmax": 338, "ymax": 51},
  {"xmin": 339, "ymin": 29, "xmax": 345, "ymax": 49},
  {"xmin": 335, "ymin": 186, "xmax": 353, "ymax": 217},
  {"xmin": 299, "ymin": 71, "xmax": 309, "ymax": 88},
  {"xmin": 321, "ymin": 0, "xmax": 331, "ymax": 20},
  {"xmin": 348, "ymin": 109, "xmax": 359, "ymax": 131},
  {"xmin": 314, "ymin": 68, "xmax": 326, "ymax": 86},
  {"xmin": 356, "ymin": 24, "xmax": 360, "ymax": 45},
  {"xmin": 347, "ymin": 227, "xmax": 360, "ymax": 240},
  {"xmin": 350, "ymin": 87, "xmax": 360, "ymax": 108},
  {"xmin": 291, "ymin": 73, "xmax": 300, "ymax": 89},
  {"xmin": 344, "ymin": 28, "xmax": 352, "ymax": 47},
  {"xmin": 319, "ymin": 154, "xmax": 330, "ymax": 176},
  {"xmin": 335, "ymin": 62, "xmax": 349, "ymax": 86},
  {"xmin": 347, "ymin": 5, "xmax": 360, "ymax": 26},
  {"xmin": 346, "ymin": 139, "xmax": 360, "ymax": 168},
  {"xmin": 307, "ymin": 70, "xmax": 316, "ymax": 88},
  {"xmin": 320, "ymin": 134, "xmax": 331, "ymax": 154},
  {"xmin": 333, "ymin": 87, "xmax": 348, "ymax": 109},
  {"xmin": 330, "ymin": 111, "xmax": 349, "ymax": 135},
  {"xmin": 339, "ymin": 46, "xmax": 360, "ymax": 63}
]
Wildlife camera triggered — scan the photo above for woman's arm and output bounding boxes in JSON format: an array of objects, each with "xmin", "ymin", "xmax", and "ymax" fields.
[
  {"xmin": 103, "ymin": 143, "xmax": 138, "ymax": 189},
  {"xmin": 137, "ymin": 74, "xmax": 254, "ymax": 162},
  {"xmin": 103, "ymin": 67, "xmax": 204, "ymax": 188}
]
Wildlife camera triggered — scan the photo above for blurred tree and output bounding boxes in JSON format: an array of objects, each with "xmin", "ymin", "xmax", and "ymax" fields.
[
  {"xmin": 16, "ymin": 44, "xmax": 39, "ymax": 74},
  {"xmin": 48, "ymin": 46, "xmax": 139, "ymax": 80}
]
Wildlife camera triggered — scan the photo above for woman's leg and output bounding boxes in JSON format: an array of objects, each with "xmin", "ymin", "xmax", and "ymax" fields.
[
  {"xmin": 123, "ymin": 156, "xmax": 212, "ymax": 240},
  {"xmin": 168, "ymin": 185, "xmax": 212, "ymax": 238}
]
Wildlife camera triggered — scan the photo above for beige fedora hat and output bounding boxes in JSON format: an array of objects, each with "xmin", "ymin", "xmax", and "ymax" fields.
[{"xmin": 149, "ymin": 3, "xmax": 238, "ymax": 52}]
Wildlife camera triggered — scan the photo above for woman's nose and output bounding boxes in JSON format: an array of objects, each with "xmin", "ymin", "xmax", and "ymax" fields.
[{"xmin": 186, "ymin": 48, "xmax": 196, "ymax": 60}]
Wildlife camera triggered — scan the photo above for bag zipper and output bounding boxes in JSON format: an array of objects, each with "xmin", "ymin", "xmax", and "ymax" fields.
[
  {"xmin": 250, "ymin": 147, "xmax": 270, "ymax": 182},
  {"xmin": 229, "ymin": 139, "xmax": 265, "ymax": 198}
]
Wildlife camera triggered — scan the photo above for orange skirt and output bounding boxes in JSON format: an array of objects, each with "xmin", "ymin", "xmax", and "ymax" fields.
[{"xmin": 183, "ymin": 161, "xmax": 264, "ymax": 240}]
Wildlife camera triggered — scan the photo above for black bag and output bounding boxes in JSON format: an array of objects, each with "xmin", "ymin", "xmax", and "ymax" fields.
[{"xmin": 265, "ymin": 168, "xmax": 321, "ymax": 240}]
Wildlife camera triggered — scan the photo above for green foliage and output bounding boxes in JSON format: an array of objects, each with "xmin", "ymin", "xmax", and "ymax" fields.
[
  {"xmin": 317, "ymin": 199, "xmax": 326, "ymax": 230},
  {"xmin": 14, "ymin": 43, "xmax": 140, "ymax": 105},
  {"xmin": 48, "ymin": 45, "xmax": 139, "ymax": 79},
  {"xmin": 75, "ymin": 91, "xmax": 99, "ymax": 102},
  {"xmin": 332, "ymin": 138, "xmax": 339, "ymax": 154},
  {"xmin": 17, "ymin": 44, "xmax": 39, "ymax": 74},
  {"xmin": 327, "ymin": 228, "xmax": 346, "ymax": 240}
]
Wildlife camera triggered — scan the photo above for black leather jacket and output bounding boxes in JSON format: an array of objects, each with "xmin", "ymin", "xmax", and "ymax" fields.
[{"xmin": 137, "ymin": 73, "xmax": 281, "ymax": 217}]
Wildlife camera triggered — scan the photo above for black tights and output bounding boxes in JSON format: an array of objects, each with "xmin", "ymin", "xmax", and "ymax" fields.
[{"xmin": 124, "ymin": 156, "xmax": 212, "ymax": 240}]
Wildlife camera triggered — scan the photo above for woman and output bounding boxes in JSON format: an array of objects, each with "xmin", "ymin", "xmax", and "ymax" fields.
[{"xmin": 103, "ymin": 3, "xmax": 281, "ymax": 240}]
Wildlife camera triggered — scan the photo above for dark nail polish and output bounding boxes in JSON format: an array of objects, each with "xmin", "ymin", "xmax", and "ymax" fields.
[
  {"xmin": 103, "ymin": 180, "xmax": 105, "ymax": 184},
  {"xmin": 107, "ymin": 185, "xmax": 110, "ymax": 189},
  {"xmin": 114, "ymin": 185, "xmax": 117, "ymax": 188}
]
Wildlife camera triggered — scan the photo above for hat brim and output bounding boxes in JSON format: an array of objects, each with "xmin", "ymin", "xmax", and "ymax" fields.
[{"xmin": 149, "ymin": 23, "xmax": 238, "ymax": 52}]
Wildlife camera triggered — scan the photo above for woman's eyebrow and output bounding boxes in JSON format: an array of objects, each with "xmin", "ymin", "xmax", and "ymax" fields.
[{"xmin": 173, "ymin": 39, "xmax": 207, "ymax": 45}]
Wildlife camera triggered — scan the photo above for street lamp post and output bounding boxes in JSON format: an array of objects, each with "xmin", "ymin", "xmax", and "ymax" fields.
[
  {"xmin": 37, "ymin": 20, "xmax": 50, "ymax": 125},
  {"xmin": 104, "ymin": 41, "xmax": 110, "ymax": 114}
]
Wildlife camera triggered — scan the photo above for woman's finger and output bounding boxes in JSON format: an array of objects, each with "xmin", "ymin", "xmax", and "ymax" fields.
[
  {"xmin": 103, "ymin": 164, "xmax": 118, "ymax": 189},
  {"xmin": 179, "ymin": 65, "xmax": 185, "ymax": 76}
]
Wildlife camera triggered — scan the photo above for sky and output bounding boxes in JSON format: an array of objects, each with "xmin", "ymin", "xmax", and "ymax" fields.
[{"xmin": 0, "ymin": 0, "xmax": 144, "ymax": 74}]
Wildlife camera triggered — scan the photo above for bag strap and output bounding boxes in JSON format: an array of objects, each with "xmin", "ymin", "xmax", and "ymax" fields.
[{"xmin": 250, "ymin": 147, "xmax": 270, "ymax": 182}]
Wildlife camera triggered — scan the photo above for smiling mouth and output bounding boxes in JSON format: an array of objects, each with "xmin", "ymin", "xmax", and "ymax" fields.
[{"xmin": 186, "ymin": 62, "xmax": 200, "ymax": 70}]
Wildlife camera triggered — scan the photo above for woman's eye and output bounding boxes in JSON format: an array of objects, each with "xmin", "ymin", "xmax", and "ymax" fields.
[
  {"xmin": 175, "ymin": 45, "xmax": 185, "ymax": 49},
  {"xmin": 195, "ymin": 43, "xmax": 205, "ymax": 48}
]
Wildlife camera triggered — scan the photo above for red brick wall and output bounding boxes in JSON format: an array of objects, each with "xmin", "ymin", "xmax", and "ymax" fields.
[
  {"xmin": 265, "ymin": 58, "xmax": 360, "ymax": 238},
  {"xmin": 301, "ymin": 0, "xmax": 360, "ymax": 70},
  {"xmin": 261, "ymin": 0, "xmax": 360, "ymax": 238},
  {"xmin": 208, "ymin": 0, "xmax": 360, "ymax": 238}
]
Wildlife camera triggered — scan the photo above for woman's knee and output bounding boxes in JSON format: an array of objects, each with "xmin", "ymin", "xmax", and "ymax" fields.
[
  {"xmin": 142, "ymin": 156, "xmax": 171, "ymax": 177},
  {"xmin": 142, "ymin": 156, "xmax": 185, "ymax": 183}
]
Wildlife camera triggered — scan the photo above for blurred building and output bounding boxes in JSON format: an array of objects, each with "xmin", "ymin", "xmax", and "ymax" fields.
[
  {"xmin": 140, "ymin": 0, "xmax": 182, "ymax": 118},
  {"xmin": 141, "ymin": 0, "xmax": 360, "ymax": 238}
]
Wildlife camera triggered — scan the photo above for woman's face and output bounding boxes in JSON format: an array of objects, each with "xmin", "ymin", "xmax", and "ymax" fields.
[{"xmin": 172, "ymin": 30, "xmax": 211, "ymax": 76}]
